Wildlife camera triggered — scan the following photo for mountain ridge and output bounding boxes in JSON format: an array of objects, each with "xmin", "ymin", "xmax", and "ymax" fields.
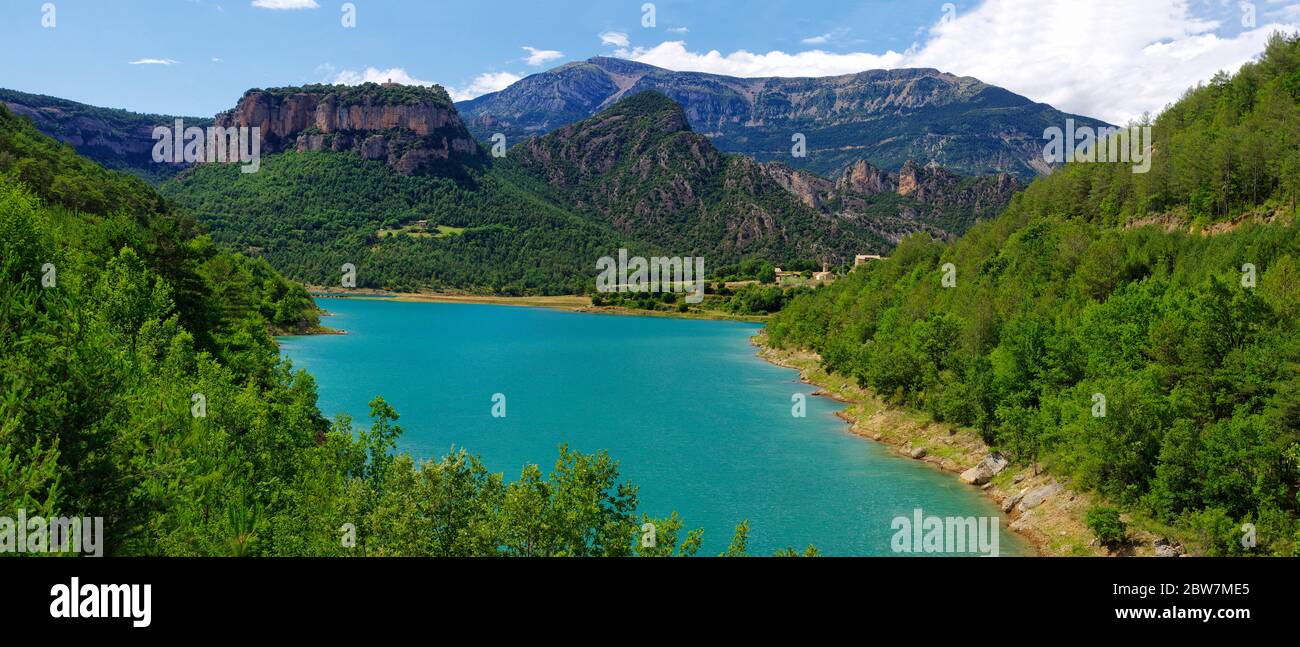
[
  {"xmin": 459, "ymin": 56, "xmax": 1112, "ymax": 180},
  {"xmin": 505, "ymin": 91, "xmax": 882, "ymax": 261},
  {"xmin": 0, "ymin": 87, "xmax": 211, "ymax": 182}
]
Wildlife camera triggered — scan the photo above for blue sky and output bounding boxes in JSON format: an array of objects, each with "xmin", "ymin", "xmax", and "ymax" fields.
[{"xmin": 2, "ymin": 0, "xmax": 1298, "ymax": 123}]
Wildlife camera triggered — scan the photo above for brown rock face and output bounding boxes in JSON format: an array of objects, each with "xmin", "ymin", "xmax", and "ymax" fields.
[
  {"xmin": 897, "ymin": 161, "xmax": 922, "ymax": 198},
  {"xmin": 213, "ymin": 83, "xmax": 482, "ymax": 174},
  {"xmin": 760, "ymin": 163, "xmax": 835, "ymax": 209},
  {"xmin": 753, "ymin": 157, "xmax": 1022, "ymax": 245},
  {"xmin": 836, "ymin": 159, "xmax": 897, "ymax": 195}
]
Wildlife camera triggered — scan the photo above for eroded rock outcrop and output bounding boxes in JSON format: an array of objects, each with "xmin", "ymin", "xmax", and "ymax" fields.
[
  {"xmin": 836, "ymin": 159, "xmax": 897, "ymax": 195},
  {"xmin": 213, "ymin": 82, "xmax": 482, "ymax": 175},
  {"xmin": 756, "ymin": 157, "xmax": 1021, "ymax": 244}
]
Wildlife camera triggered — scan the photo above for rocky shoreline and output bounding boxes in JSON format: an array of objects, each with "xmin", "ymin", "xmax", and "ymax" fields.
[{"xmin": 752, "ymin": 332, "xmax": 1126, "ymax": 557}]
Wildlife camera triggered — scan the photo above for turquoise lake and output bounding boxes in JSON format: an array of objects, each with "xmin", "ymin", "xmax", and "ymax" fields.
[{"xmin": 279, "ymin": 298, "xmax": 1033, "ymax": 556}]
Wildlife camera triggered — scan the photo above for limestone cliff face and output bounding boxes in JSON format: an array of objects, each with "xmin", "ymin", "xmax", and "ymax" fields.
[
  {"xmin": 214, "ymin": 83, "xmax": 482, "ymax": 174},
  {"xmin": 759, "ymin": 162, "xmax": 835, "ymax": 210}
]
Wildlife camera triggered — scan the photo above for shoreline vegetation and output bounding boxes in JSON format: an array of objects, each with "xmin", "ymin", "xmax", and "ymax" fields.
[
  {"xmin": 271, "ymin": 318, "xmax": 345, "ymax": 337},
  {"xmin": 752, "ymin": 331, "xmax": 1171, "ymax": 557}
]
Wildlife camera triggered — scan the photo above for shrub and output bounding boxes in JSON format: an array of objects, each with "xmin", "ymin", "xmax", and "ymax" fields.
[{"xmin": 1086, "ymin": 505, "xmax": 1127, "ymax": 548}]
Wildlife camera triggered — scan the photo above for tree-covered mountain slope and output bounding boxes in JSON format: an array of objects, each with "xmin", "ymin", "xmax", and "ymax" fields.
[
  {"xmin": 1, "ymin": 100, "xmax": 334, "ymax": 552},
  {"xmin": 502, "ymin": 91, "xmax": 891, "ymax": 262},
  {"xmin": 460, "ymin": 56, "xmax": 1111, "ymax": 180},
  {"xmin": 766, "ymin": 33, "xmax": 1300, "ymax": 556},
  {"xmin": 163, "ymin": 90, "xmax": 1019, "ymax": 294},
  {"xmin": 162, "ymin": 148, "xmax": 638, "ymax": 294}
]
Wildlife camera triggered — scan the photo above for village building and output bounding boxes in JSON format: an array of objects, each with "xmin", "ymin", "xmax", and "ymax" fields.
[{"xmin": 813, "ymin": 262, "xmax": 834, "ymax": 281}]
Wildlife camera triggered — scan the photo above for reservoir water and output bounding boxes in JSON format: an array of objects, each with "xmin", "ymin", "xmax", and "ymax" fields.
[{"xmin": 280, "ymin": 298, "xmax": 1032, "ymax": 556}]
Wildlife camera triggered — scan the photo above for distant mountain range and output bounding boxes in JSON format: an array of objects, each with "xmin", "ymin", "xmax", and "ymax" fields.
[
  {"xmin": 153, "ymin": 85, "xmax": 1018, "ymax": 292},
  {"xmin": 0, "ymin": 56, "xmax": 1067, "ymax": 292},
  {"xmin": 460, "ymin": 57, "xmax": 1111, "ymax": 180}
]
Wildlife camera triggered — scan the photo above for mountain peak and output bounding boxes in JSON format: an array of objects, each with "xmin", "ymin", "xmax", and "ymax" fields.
[
  {"xmin": 584, "ymin": 56, "xmax": 660, "ymax": 73},
  {"xmin": 603, "ymin": 91, "xmax": 689, "ymax": 130},
  {"xmin": 519, "ymin": 90, "xmax": 697, "ymax": 166}
]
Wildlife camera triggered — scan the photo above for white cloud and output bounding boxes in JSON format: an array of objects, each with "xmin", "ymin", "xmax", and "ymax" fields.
[
  {"xmin": 800, "ymin": 27, "xmax": 850, "ymax": 46},
  {"xmin": 666, "ymin": 27, "xmax": 689, "ymax": 34},
  {"xmin": 251, "ymin": 0, "xmax": 318, "ymax": 9},
  {"xmin": 211, "ymin": 57, "xmax": 224, "ymax": 64},
  {"xmin": 600, "ymin": 31, "xmax": 630, "ymax": 48},
  {"xmin": 627, "ymin": 41, "xmax": 904, "ymax": 78},
  {"xmin": 333, "ymin": 67, "xmax": 435, "ymax": 87},
  {"xmin": 522, "ymin": 46, "xmax": 564, "ymax": 67},
  {"xmin": 129, "ymin": 58, "xmax": 179, "ymax": 65},
  {"xmin": 614, "ymin": 0, "xmax": 1300, "ymax": 124},
  {"xmin": 447, "ymin": 71, "xmax": 524, "ymax": 102},
  {"xmin": 900, "ymin": 0, "xmax": 1294, "ymax": 124}
]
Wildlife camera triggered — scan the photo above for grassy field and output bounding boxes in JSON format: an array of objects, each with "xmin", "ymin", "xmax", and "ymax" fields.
[{"xmin": 376, "ymin": 224, "xmax": 467, "ymax": 239}]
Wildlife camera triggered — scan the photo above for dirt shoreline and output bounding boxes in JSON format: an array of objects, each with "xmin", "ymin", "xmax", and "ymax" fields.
[
  {"xmin": 751, "ymin": 331, "xmax": 1129, "ymax": 557},
  {"xmin": 304, "ymin": 286, "xmax": 768, "ymax": 322}
]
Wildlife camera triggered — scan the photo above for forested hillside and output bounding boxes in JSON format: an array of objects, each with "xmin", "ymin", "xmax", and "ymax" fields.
[
  {"xmin": 163, "ymin": 150, "xmax": 639, "ymax": 294},
  {"xmin": 505, "ymin": 91, "xmax": 892, "ymax": 262},
  {"xmin": 767, "ymin": 33, "xmax": 1300, "ymax": 555},
  {"xmin": 2, "ymin": 103, "xmax": 744, "ymax": 556},
  {"xmin": 164, "ymin": 91, "xmax": 1018, "ymax": 294}
]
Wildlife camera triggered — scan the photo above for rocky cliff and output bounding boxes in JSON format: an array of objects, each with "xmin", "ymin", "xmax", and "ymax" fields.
[
  {"xmin": 214, "ymin": 83, "xmax": 482, "ymax": 175},
  {"xmin": 759, "ymin": 158, "xmax": 1022, "ymax": 242}
]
